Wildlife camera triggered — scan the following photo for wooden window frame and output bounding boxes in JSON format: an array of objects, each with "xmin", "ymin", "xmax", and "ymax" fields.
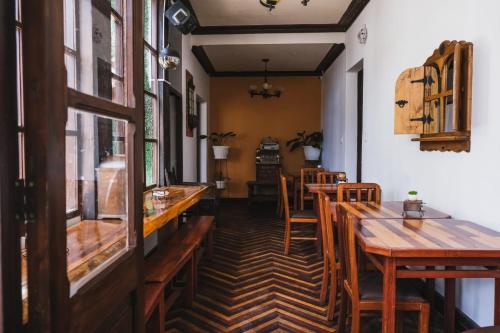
[{"xmin": 143, "ymin": 0, "xmax": 161, "ymax": 189}]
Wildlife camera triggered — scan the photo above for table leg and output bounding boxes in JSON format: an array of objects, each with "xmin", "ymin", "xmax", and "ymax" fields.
[
  {"xmin": 495, "ymin": 275, "xmax": 500, "ymax": 325},
  {"xmin": 382, "ymin": 258, "xmax": 396, "ymax": 333},
  {"xmin": 425, "ymin": 267, "xmax": 436, "ymax": 316},
  {"xmin": 444, "ymin": 267, "xmax": 456, "ymax": 333}
]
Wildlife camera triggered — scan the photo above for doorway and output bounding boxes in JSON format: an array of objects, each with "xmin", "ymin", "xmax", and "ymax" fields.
[
  {"xmin": 356, "ymin": 69, "xmax": 364, "ymax": 182},
  {"xmin": 167, "ymin": 90, "xmax": 183, "ymax": 183}
]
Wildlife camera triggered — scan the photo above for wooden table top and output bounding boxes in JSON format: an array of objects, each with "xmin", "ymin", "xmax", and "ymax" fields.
[
  {"xmin": 305, "ymin": 183, "xmax": 338, "ymax": 193},
  {"xmin": 143, "ymin": 185, "xmax": 208, "ymax": 237},
  {"xmin": 336, "ymin": 201, "xmax": 451, "ymax": 220},
  {"xmin": 355, "ymin": 218, "xmax": 500, "ymax": 258}
]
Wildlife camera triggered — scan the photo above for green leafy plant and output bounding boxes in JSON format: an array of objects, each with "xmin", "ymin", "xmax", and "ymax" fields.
[
  {"xmin": 286, "ymin": 131, "xmax": 323, "ymax": 152},
  {"xmin": 200, "ymin": 132, "xmax": 237, "ymax": 146},
  {"xmin": 408, "ymin": 190, "xmax": 418, "ymax": 195}
]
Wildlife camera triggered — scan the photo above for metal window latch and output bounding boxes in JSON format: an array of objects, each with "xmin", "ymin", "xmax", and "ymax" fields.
[
  {"xmin": 411, "ymin": 75, "xmax": 435, "ymax": 86},
  {"xmin": 14, "ymin": 179, "xmax": 36, "ymax": 224},
  {"xmin": 410, "ymin": 114, "xmax": 434, "ymax": 124}
]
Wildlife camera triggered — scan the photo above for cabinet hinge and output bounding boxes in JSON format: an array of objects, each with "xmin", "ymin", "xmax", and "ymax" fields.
[{"xmin": 14, "ymin": 179, "xmax": 36, "ymax": 224}]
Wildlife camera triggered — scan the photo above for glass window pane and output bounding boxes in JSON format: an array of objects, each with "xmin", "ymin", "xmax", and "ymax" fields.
[
  {"xmin": 66, "ymin": 135, "xmax": 78, "ymax": 213},
  {"xmin": 112, "ymin": 78, "xmax": 124, "ymax": 104},
  {"xmin": 444, "ymin": 96, "xmax": 455, "ymax": 132},
  {"xmin": 111, "ymin": 15, "xmax": 123, "ymax": 76},
  {"xmin": 64, "ymin": 0, "xmax": 76, "ymax": 49},
  {"xmin": 15, "ymin": 0, "xmax": 21, "ymax": 22},
  {"xmin": 144, "ymin": 0, "xmax": 152, "ymax": 44},
  {"xmin": 144, "ymin": 49, "xmax": 157, "ymax": 94},
  {"xmin": 65, "ymin": 53, "xmax": 77, "ymax": 89},
  {"xmin": 110, "ymin": 0, "xmax": 123, "ymax": 16},
  {"xmin": 144, "ymin": 95, "xmax": 157, "ymax": 139},
  {"xmin": 145, "ymin": 141, "xmax": 157, "ymax": 186},
  {"xmin": 16, "ymin": 28, "xmax": 23, "ymax": 127},
  {"xmin": 64, "ymin": 0, "xmax": 126, "ymax": 104},
  {"xmin": 66, "ymin": 108, "xmax": 129, "ymax": 295}
]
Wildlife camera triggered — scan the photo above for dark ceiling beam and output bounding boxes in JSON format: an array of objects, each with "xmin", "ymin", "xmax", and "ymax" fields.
[
  {"xmin": 187, "ymin": 0, "xmax": 370, "ymax": 35},
  {"xmin": 183, "ymin": 0, "xmax": 200, "ymax": 26},
  {"xmin": 191, "ymin": 46, "xmax": 215, "ymax": 75},
  {"xmin": 192, "ymin": 24, "xmax": 345, "ymax": 35},
  {"xmin": 338, "ymin": 0, "xmax": 370, "ymax": 28},
  {"xmin": 211, "ymin": 71, "xmax": 321, "ymax": 78},
  {"xmin": 316, "ymin": 43, "xmax": 346, "ymax": 74}
]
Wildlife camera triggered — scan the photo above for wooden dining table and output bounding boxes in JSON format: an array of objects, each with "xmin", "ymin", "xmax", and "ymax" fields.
[{"xmin": 350, "ymin": 214, "xmax": 500, "ymax": 333}]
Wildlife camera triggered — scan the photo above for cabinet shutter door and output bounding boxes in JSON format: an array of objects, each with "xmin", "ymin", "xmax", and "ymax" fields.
[{"xmin": 394, "ymin": 67, "xmax": 425, "ymax": 134}]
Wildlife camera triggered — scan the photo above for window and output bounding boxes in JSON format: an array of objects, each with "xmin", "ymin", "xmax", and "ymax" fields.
[
  {"xmin": 63, "ymin": 0, "xmax": 131, "ymax": 295},
  {"xmin": 15, "ymin": 0, "xmax": 28, "ymax": 323},
  {"xmin": 144, "ymin": 0, "xmax": 160, "ymax": 187}
]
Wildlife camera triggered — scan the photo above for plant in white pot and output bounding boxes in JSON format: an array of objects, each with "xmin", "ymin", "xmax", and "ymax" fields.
[
  {"xmin": 215, "ymin": 172, "xmax": 228, "ymax": 190},
  {"xmin": 200, "ymin": 131, "xmax": 237, "ymax": 160},
  {"xmin": 286, "ymin": 131, "xmax": 323, "ymax": 161}
]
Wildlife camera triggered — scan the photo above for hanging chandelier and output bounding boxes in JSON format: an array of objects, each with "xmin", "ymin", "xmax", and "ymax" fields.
[
  {"xmin": 248, "ymin": 59, "xmax": 283, "ymax": 99},
  {"xmin": 260, "ymin": 0, "xmax": 310, "ymax": 11}
]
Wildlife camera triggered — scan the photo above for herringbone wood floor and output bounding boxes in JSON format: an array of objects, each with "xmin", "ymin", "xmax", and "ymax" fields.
[{"xmin": 166, "ymin": 202, "xmax": 448, "ymax": 333}]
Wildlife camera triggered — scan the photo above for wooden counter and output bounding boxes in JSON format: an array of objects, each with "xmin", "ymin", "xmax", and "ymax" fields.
[
  {"xmin": 143, "ymin": 185, "xmax": 209, "ymax": 238},
  {"xmin": 22, "ymin": 185, "xmax": 208, "ymax": 322}
]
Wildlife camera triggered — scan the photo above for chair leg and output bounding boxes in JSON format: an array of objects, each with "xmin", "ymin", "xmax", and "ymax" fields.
[
  {"xmin": 320, "ymin": 255, "xmax": 328, "ymax": 304},
  {"xmin": 300, "ymin": 190, "xmax": 304, "ymax": 211},
  {"xmin": 326, "ymin": 264, "xmax": 338, "ymax": 321},
  {"xmin": 337, "ymin": 287, "xmax": 348, "ymax": 333},
  {"xmin": 284, "ymin": 223, "xmax": 291, "ymax": 255},
  {"xmin": 418, "ymin": 304, "xmax": 430, "ymax": 333},
  {"xmin": 350, "ymin": 302, "xmax": 361, "ymax": 333}
]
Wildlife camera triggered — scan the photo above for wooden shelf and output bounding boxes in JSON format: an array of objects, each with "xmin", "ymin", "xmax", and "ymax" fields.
[{"xmin": 411, "ymin": 131, "xmax": 470, "ymax": 152}]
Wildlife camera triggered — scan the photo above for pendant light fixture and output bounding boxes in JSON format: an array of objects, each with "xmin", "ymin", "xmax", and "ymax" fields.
[
  {"xmin": 260, "ymin": 0, "xmax": 310, "ymax": 11},
  {"xmin": 248, "ymin": 59, "xmax": 283, "ymax": 99}
]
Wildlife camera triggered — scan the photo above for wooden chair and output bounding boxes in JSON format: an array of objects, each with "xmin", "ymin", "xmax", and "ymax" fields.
[
  {"xmin": 317, "ymin": 192, "xmax": 340, "ymax": 320},
  {"xmin": 317, "ymin": 171, "xmax": 347, "ymax": 184},
  {"xmin": 337, "ymin": 183, "xmax": 381, "ymax": 204},
  {"xmin": 280, "ymin": 175, "xmax": 319, "ymax": 255},
  {"xmin": 299, "ymin": 167, "xmax": 325, "ymax": 210},
  {"xmin": 462, "ymin": 327, "xmax": 500, "ymax": 333},
  {"xmin": 336, "ymin": 212, "xmax": 430, "ymax": 333}
]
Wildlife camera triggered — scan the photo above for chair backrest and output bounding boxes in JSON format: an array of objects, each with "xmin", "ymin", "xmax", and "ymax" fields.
[
  {"xmin": 318, "ymin": 192, "xmax": 337, "ymax": 278},
  {"xmin": 300, "ymin": 167, "xmax": 325, "ymax": 210},
  {"xmin": 337, "ymin": 183, "xmax": 381, "ymax": 203},
  {"xmin": 280, "ymin": 175, "xmax": 291, "ymax": 222},
  {"xmin": 336, "ymin": 205, "xmax": 360, "ymax": 302},
  {"xmin": 317, "ymin": 171, "xmax": 347, "ymax": 184}
]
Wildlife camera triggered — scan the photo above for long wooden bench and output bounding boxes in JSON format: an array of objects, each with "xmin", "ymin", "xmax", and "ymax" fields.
[{"xmin": 144, "ymin": 216, "xmax": 215, "ymax": 332}]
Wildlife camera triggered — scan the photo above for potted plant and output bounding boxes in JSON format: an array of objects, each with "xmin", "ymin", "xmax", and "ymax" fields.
[
  {"xmin": 408, "ymin": 190, "xmax": 418, "ymax": 201},
  {"xmin": 200, "ymin": 131, "xmax": 236, "ymax": 160},
  {"xmin": 215, "ymin": 172, "xmax": 228, "ymax": 190},
  {"xmin": 286, "ymin": 131, "xmax": 323, "ymax": 161}
]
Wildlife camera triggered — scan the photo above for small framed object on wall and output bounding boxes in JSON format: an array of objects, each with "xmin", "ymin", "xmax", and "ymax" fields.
[
  {"xmin": 186, "ymin": 70, "xmax": 197, "ymax": 137},
  {"xmin": 394, "ymin": 40, "xmax": 473, "ymax": 152}
]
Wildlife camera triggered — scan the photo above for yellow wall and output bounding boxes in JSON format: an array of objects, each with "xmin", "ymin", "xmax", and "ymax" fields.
[{"xmin": 210, "ymin": 76, "xmax": 322, "ymax": 198}]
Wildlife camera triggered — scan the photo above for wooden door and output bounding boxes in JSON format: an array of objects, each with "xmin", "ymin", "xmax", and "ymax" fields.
[{"xmin": 15, "ymin": 0, "xmax": 145, "ymax": 332}]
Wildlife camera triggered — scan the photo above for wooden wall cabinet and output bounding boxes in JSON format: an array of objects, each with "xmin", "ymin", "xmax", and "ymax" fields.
[{"xmin": 394, "ymin": 40, "xmax": 473, "ymax": 152}]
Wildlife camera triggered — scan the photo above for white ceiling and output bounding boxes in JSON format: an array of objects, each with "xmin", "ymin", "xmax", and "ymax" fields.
[
  {"xmin": 190, "ymin": 0, "xmax": 352, "ymax": 26},
  {"xmin": 204, "ymin": 44, "xmax": 333, "ymax": 72}
]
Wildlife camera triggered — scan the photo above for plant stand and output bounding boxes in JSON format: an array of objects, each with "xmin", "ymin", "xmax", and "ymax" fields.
[{"xmin": 214, "ymin": 158, "xmax": 229, "ymax": 192}]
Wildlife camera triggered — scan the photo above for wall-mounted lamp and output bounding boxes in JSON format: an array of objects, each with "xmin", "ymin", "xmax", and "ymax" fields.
[{"xmin": 159, "ymin": 43, "xmax": 181, "ymax": 70}]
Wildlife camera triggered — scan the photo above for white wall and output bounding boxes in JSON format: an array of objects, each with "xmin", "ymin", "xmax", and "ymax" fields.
[
  {"xmin": 321, "ymin": 51, "xmax": 346, "ymax": 172},
  {"xmin": 322, "ymin": 0, "xmax": 500, "ymax": 325},
  {"xmin": 181, "ymin": 34, "xmax": 210, "ymax": 182}
]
